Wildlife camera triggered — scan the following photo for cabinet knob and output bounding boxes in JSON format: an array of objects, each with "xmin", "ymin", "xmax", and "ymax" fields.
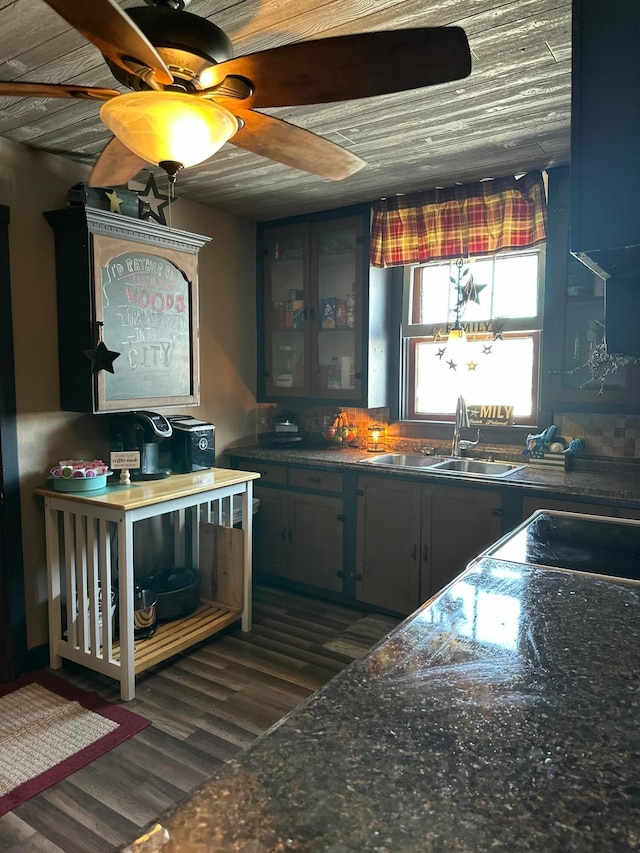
[
  {"xmin": 423, "ymin": 544, "xmax": 429, "ymax": 562},
  {"xmin": 411, "ymin": 544, "xmax": 417, "ymax": 560},
  {"xmin": 287, "ymin": 528, "xmax": 293, "ymax": 543},
  {"xmin": 280, "ymin": 527, "xmax": 287, "ymax": 541},
  {"xmin": 491, "ymin": 508, "xmax": 504, "ymax": 517}
]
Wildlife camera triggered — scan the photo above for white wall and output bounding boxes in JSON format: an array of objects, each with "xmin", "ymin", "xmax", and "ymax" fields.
[{"xmin": 0, "ymin": 137, "xmax": 257, "ymax": 648}]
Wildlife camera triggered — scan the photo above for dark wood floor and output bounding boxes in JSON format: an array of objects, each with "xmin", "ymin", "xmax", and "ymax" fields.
[{"xmin": 0, "ymin": 586, "xmax": 399, "ymax": 852}]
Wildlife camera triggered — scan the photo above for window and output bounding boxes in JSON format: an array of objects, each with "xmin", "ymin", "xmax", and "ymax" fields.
[{"xmin": 402, "ymin": 250, "xmax": 544, "ymax": 425}]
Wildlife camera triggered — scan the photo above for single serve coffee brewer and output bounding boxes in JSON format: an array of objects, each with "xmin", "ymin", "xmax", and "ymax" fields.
[{"xmin": 110, "ymin": 410, "xmax": 173, "ymax": 480}]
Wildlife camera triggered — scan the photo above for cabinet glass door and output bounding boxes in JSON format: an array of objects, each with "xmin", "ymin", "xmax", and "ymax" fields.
[
  {"xmin": 264, "ymin": 226, "xmax": 309, "ymax": 396},
  {"xmin": 312, "ymin": 218, "xmax": 362, "ymax": 396},
  {"xmin": 562, "ymin": 256, "xmax": 625, "ymax": 391}
]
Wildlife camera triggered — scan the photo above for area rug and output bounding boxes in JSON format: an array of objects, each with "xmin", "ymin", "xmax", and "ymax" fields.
[{"xmin": 0, "ymin": 670, "xmax": 150, "ymax": 816}]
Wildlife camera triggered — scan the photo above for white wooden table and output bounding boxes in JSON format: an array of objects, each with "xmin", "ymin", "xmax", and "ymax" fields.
[{"xmin": 36, "ymin": 469, "xmax": 259, "ymax": 700}]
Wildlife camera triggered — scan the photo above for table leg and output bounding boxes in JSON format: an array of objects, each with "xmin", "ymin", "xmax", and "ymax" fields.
[
  {"xmin": 241, "ymin": 481, "xmax": 253, "ymax": 632},
  {"xmin": 118, "ymin": 515, "xmax": 136, "ymax": 701}
]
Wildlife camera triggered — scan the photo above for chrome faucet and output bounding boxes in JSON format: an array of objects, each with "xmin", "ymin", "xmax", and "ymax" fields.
[
  {"xmin": 451, "ymin": 395, "xmax": 480, "ymax": 457},
  {"xmin": 452, "ymin": 395, "xmax": 469, "ymax": 457}
]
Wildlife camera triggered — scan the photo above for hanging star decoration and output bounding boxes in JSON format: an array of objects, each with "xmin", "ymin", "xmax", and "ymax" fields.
[
  {"xmin": 457, "ymin": 273, "xmax": 487, "ymax": 307},
  {"xmin": 468, "ymin": 406, "xmax": 481, "ymax": 419},
  {"xmin": 84, "ymin": 340, "xmax": 120, "ymax": 374},
  {"xmin": 436, "ymin": 347, "xmax": 447, "ymax": 360},
  {"xmin": 466, "ymin": 360, "xmax": 478, "ymax": 371},
  {"xmin": 481, "ymin": 343, "xmax": 493, "ymax": 355},
  {"xmin": 104, "ymin": 188, "xmax": 124, "ymax": 214},
  {"xmin": 447, "ymin": 359, "xmax": 458, "ymax": 370},
  {"xmin": 138, "ymin": 173, "xmax": 170, "ymax": 225}
]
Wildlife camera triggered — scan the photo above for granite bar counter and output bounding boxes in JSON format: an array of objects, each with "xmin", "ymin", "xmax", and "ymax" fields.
[{"xmin": 126, "ymin": 556, "xmax": 640, "ymax": 852}]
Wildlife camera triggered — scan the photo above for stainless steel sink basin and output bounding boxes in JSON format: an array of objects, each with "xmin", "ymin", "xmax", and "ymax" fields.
[
  {"xmin": 359, "ymin": 454, "xmax": 526, "ymax": 479},
  {"xmin": 358, "ymin": 453, "xmax": 447, "ymax": 469},
  {"xmin": 431, "ymin": 458, "xmax": 526, "ymax": 478}
]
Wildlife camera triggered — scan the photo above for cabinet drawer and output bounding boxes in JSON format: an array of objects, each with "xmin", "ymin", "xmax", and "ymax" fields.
[
  {"xmin": 236, "ymin": 460, "xmax": 288, "ymax": 485},
  {"xmin": 288, "ymin": 467, "xmax": 343, "ymax": 493}
]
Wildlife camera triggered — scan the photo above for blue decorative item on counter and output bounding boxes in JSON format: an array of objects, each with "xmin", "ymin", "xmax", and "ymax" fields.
[{"xmin": 568, "ymin": 437, "xmax": 585, "ymax": 454}]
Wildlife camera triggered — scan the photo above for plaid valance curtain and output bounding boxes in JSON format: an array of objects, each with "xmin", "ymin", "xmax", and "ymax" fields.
[{"xmin": 370, "ymin": 171, "xmax": 547, "ymax": 268}]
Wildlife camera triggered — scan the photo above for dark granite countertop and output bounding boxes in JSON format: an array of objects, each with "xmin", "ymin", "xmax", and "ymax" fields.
[
  {"xmin": 225, "ymin": 445, "xmax": 640, "ymax": 506},
  {"xmin": 127, "ymin": 558, "xmax": 640, "ymax": 852}
]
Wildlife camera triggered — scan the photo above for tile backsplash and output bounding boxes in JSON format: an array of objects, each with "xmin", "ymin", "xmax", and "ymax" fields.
[
  {"xmin": 252, "ymin": 404, "xmax": 640, "ymax": 459},
  {"xmin": 556, "ymin": 413, "xmax": 640, "ymax": 458}
]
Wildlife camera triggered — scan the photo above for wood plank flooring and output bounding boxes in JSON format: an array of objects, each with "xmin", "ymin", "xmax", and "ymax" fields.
[{"xmin": 0, "ymin": 586, "xmax": 399, "ymax": 852}]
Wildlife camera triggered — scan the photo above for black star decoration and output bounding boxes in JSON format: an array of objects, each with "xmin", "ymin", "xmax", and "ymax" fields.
[
  {"xmin": 436, "ymin": 347, "xmax": 447, "ymax": 360},
  {"xmin": 482, "ymin": 344, "xmax": 493, "ymax": 355},
  {"xmin": 84, "ymin": 341, "xmax": 121, "ymax": 374},
  {"xmin": 457, "ymin": 274, "xmax": 487, "ymax": 306},
  {"xmin": 447, "ymin": 359, "xmax": 458, "ymax": 370},
  {"xmin": 491, "ymin": 319, "xmax": 506, "ymax": 341},
  {"xmin": 138, "ymin": 173, "xmax": 170, "ymax": 225}
]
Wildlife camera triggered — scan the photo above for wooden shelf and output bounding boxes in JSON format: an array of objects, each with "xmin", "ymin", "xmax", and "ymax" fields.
[{"xmin": 112, "ymin": 600, "xmax": 242, "ymax": 675}]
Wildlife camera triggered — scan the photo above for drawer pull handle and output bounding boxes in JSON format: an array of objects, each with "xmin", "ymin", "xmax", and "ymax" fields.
[
  {"xmin": 280, "ymin": 527, "xmax": 287, "ymax": 541},
  {"xmin": 411, "ymin": 544, "xmax": 417, "ymax": 561},
  {"xmin": 423, "ymin": 544, "xmax": 429, "ymax": 562},
  {"xmin": 308, "ymin": 476, "xmax": 322, "ymax": 483}
]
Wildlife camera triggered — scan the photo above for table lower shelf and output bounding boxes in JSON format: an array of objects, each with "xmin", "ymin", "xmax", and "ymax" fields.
[{"xmin": 112, "ymin": 600, "xmax": 242, "ymax": 675}]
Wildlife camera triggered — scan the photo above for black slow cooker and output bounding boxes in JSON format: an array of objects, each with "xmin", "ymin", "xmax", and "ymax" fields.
[{"xmin": 142, "ymin": 566, "xmax": 201, "ymax": 621}]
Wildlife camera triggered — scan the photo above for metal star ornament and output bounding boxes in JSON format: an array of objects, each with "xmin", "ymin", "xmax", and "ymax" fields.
[
  {"xmin": 83, "ymin": 341, "xmax": 120, "ymax": 374},
  {"xmin": 482, "ymin": 343, "xmax": 493, "ymax": 355},
  {"xmin": 105, "ymin": 189, "xmax": 124, "ymax": 214},
  {"xmin": 436, "ymin": 347, "xmax": 447, "ymax": 360},
  {"xmin": 138, "ymin": 173, "xmax": 170, "ymax": 225},
  {"xmin": 466, "ymin": 360, "xmax": 478, "ymax": 371},
  {"xmin": 447, "ymin": 359, "xmax": 458, "ymax": 370},
  {"xmin": 457, "ymin": 274, "xmax": 487, "ymax": 306}
]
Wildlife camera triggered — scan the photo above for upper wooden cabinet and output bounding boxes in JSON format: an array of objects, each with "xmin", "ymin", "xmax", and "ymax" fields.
[
  {"xmin": 542, "ymin": 167, "xmax": 640, "ymax": 413},
  {"xmin": 45, "ymin": 207, "xmax": 209, "ymax": 413},
  {"xmin": 256, "ymin": 204, "xmax": 391, "ymax": 406}
]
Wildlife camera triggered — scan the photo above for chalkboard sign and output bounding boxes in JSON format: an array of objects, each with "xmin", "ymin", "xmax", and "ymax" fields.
[
  {"xmin": 92, "ymin": 228, "xmax": 203, "ymax": 412},
  {"xmin": 100, "ymin": 250, "xmax": 192, "ymax": 402}
]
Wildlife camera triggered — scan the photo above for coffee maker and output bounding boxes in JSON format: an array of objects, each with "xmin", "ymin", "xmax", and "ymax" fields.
[{"xmin": 110, "ymin": 411, "xmax": 173, "ymax": 480}]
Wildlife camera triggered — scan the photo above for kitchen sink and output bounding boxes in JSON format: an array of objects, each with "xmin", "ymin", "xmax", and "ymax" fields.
[
  {"xmin": 358, "ymin": 453, "xmax": 447, "ymax": 469},
  {"xmin": 359, "ymin": 454, "xmax": 527, "ymax": 479},
  {"xmin": 430, "ymin": 458, "xmax": 527, "ymax": 478}
]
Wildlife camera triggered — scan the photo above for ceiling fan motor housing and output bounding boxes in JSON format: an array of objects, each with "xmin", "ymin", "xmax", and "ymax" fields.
[{"xmin": 106, "ymin": 6, "xmax": 233, "ymax": 92}]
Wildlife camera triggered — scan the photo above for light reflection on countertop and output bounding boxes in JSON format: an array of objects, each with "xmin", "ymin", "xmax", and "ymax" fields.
[{"xmin": 125, "ymin": 558, "xmax": 640, "ymax": 852}]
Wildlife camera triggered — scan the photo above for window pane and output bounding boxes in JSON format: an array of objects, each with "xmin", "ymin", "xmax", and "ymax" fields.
[
  {"xmin": 417, "ymin": 263, "xmax": 451, "ymax": 324},
  {"xmin": 492, "ymin": 254, "xmax": 538, "ymax": 318},
  {"xmin": 414, "ymin": 336, "xmax": 535, "ymax": 419}
]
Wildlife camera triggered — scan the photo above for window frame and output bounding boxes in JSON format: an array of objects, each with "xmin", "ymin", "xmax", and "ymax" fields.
[{"xmin": 398, "ymin": 247, "xmax": 546, "ymax": 429}]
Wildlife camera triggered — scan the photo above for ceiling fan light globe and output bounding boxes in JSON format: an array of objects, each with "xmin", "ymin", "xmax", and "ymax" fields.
[{"xmin": 100, "ymin": 91, "xmax": 238, "ymax": 169}]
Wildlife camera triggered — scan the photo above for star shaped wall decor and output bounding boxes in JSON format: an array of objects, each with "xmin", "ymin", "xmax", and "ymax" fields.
[
  {"xmin": 138, "ymin": 173, "xmax": 170, "ymax": 225},
  {"xmin": 84, "ymin": 341, "xmax": 121, "ymax": 374},
  {"xmin": 435, "ymin": 347, "xmax": 447, "ymax": 360},
  {"xmin": 466, "ymin": 360, "xmax": 478, "ymax": 371},
  {"xmin": 481, "ymin": 344, "xmax": 493, "ymax": 355},
  {"xmin": 105, "ymin": 189, "xmax": 124, "ymax": 214},
  {"xmin": 447, "ymin": 359, "xmax": 458, "ymax": 370}
]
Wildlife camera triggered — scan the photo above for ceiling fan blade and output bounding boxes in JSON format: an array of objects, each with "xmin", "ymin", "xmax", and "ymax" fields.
[
  {"xmin": 89, "ymin": 137, "xmax": 148, "ymax": 188},
  {"xmin": 227, "ymin": 108, "xmax": 364, "ymax": 180},
  {"xmin": 43, "ymin": 0, "xmax": 173, "ymax": 86},
  {"xmin": 208, "ymin": 27, "xmax": 471, "ymax": 109},
  {"xmin": 0, "ymin": 81, "xmax": 120, "ymax": 101}
]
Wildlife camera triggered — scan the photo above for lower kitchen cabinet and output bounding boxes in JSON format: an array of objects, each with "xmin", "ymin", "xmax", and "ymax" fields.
[
  {"xmin": 355, "ymin": 476, "xmax": 502, "ymax": 615},
  {"xmin": 254, "ymin": 485, "xmax": 343, "ymax": 592}
]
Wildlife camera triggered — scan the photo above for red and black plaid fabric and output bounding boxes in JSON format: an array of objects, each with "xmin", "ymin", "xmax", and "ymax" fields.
[{"xmin": 370, "ymin": 171, "xmax": 547, "ymax": 268}]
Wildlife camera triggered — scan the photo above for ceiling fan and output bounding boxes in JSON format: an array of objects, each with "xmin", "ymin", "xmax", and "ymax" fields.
[{"xmin": 0, "ymin": 0, "xmax": 472, "ymax": 188}]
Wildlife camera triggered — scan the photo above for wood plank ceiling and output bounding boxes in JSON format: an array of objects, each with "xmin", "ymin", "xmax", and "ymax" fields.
[{"xmin": 0, "ymin": 0, "xmax": 572, "ymax": 222}]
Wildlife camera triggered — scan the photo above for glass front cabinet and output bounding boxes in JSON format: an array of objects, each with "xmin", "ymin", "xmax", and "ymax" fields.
[
  {"xmin": 257, "ymin": 205, "xmax": 391, "ymax": 406},
  {"xmin": 542, "ymin": 166, "xmax": 640, "ymax": 412}
]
